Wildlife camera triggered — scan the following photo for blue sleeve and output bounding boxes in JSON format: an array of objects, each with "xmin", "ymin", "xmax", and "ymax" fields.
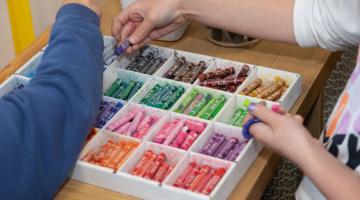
[{"xmin": 0, "ymin": 4, "xmax": 103, "ymax": 199}]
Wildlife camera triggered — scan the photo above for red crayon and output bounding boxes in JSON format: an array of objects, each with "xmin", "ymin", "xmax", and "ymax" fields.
[
  {"xmin": 138, "ymin": 153, "xmax": 157, "ymax": 177},
  {"xmin": 195, "ymin": 168, "xmax": 215, "ymax": 193},
  {"xmin": 188, "ymin": 165, "xmax": 212, "ymax": 191},
  {"xmin": 131, "ymin": 150, "xmax": 154, "ymax": 175},
  {"xmin": 173, "ymin": 162, "xmax": 197, "ymax": 188},
  {"xmin": 201, "ymin": 168, "xmax": 226, "ymax": 195},
  {"xmin": 144, "ymin": 153, "xmax": 166, "ymax": 179},
  {"xmin": 152, "ymin": 162, "xmax": 170, "ymax": 182},
  {"xmin": 183, "ymin": 166, "xmax": 201, "ymax": 189}
]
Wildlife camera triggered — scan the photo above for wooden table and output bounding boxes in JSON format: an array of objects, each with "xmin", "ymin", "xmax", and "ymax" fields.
[{"xmin": 0, "ymin": 1, "xmax": 341, "ymax": 199}]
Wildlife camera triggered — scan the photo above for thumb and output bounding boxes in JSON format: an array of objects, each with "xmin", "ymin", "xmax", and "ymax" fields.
[
  {"xmin": 249, "ymin": 123, "xmax": 273, "ymax": 145},
  {"xmin": 129, "ymin": 18, "xmax": 156, "ymax": 45}
]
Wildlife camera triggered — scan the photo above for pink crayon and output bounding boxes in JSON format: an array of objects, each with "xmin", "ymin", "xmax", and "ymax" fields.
[
  {"xmin": 114, "ymin": 122, "xmax": 131, "ymax": 134},
  {"xmin": 186, "ymin": 120, "xmax": 206, "ymax": 133},
  {"xmin": 153, "ymin": 120, "xmax": 179, "ymax": 144},
  {"xmin": 125, "ymin": 110, "xmax": 145, "ymax": 136},
  {"xmin": 133, "ymin": 123, "xmax": 151, "ymax": 139},
  {"xmin": 180, "ymin": 131, "xmax": 199, "ymax": 150},
  {"xmin": 171, "ymin": 126, "xmax": 188, "ymax": 148},
  {"xmin": 106, "ymin": 111, "xmax": 137, "ymax": 131},
  {"xmin": 136, "ymin": 115, "xmax": 152, "ymax": 132},
  {"xmin": 163, "ymin": 120, "xmax": 185, "ymax": 145}
]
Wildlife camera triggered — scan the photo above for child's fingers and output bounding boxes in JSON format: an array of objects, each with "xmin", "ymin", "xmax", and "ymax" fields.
[
  {"xmin": 271, "ymin": 104, "xmax": 287, "ymax": 115},
  {"xmin": 249, "ymin": 123, "xmax": 273, "ymax": 144},
  {"xmin": 248, "ymin": 103, "xmax": 282, "ymax": 128},
  {"xmin": 119, "ymin": 22, "xmax": 136, "ymax": 45},
  {"xmin": 111, "ymin": 11, "xmax": 130, "ymax": 41},
  {"xmin": 294, "ymin": 114, "xmax": 304, "ymax": 124}
]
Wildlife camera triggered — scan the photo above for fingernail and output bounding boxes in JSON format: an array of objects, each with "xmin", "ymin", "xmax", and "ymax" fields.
[
  {"xmin": 129, "ymin": 36, "xmax": 137, "ymax": 44},
  {"xmin": 248, "ymin": 103, "xmax": 257, "ymax": 112},
  {"xmin": 271, "ymin": 104, "xmax": 281, "ymax": 113}
]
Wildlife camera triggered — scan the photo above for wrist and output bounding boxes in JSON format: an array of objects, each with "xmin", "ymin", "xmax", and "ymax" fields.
[{"xmin": 293, "ymin": 135, "xmax": 324, "ymax": 171}]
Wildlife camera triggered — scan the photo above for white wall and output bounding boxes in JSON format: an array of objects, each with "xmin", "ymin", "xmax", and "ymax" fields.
[
  {"xmin": 30, "ymin": 0, "xmax": 62, "ymax": 36},
  {"xmin": 0, "ymin": 1, "xmax": 16, "ymax": 68},
  {"xmin": 0, "ymin": 0, "xmax": 61, "ymax": 69}
]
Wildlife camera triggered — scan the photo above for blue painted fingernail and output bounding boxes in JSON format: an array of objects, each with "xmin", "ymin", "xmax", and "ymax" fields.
[{"xmin": 248, "ymin": 103, "xmax": 257, "ymax": 112}]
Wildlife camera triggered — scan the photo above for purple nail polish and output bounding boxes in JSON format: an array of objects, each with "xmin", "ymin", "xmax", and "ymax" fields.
[{"xmin": 248, "ymin": 103, "xmax": 257, "ymax": 112}]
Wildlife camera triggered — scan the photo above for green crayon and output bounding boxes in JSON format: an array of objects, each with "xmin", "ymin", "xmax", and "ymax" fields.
[
  {"xmin": 229, "ymin": 109, "xmax": 244, "ymax": 125},
  {"xmin": 209, "ymin": 95, "xmax": 227, "ymax": 119},
  {"xmin": 188, "ymin": 94, "xmax": 212, "ymax": 116},
  {"xmin": 105, "ymin": 78, "xmax": 122, "ymax": 97},
  {"xmin": 128, "ymin": 82, "xmax": 143, "ymax": 99},
  {"xmin": 140, "ymin": 84, "xmax": 161, "ymax": 104},
  {"xmin": 112, "ymin": 82, "xmax": 128, "ymax": 98},
  {"xmin": 117, "ymin": 80, "xmax": 136, "ymax": 100},
  {"xmin": 175, "ymin": 89, "xmax": 199, "ymax": 113},
  {"xmin": 197, "ymin": 98, "xmax": 216, "ymax": 118},
  {"xmin": 233, "ymin": 109, "xmax": 248, "ymax": 127},
  {"xmin": 161, "ymin": 87, "xmax": 185, "ymax": 109},
  {"xmin": 155, "ymin": 86, "xmax": 178, "ymax": 108},
  {"xmin": 148, "ymin": 84, "xmax": 171, "ymax": 107}
]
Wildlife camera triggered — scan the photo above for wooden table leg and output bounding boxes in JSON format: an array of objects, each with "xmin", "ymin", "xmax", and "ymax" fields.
[{"xmin": 304, "ymin": 91, "xmax": 324, "ymax": 138}]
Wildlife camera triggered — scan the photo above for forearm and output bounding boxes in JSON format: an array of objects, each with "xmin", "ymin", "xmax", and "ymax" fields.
[
  {"xmin": 297, "ymin": 140, "xmax": 360, "ymax": 199},
  {"xmin": 0, "ymin": 4, "xmax": 103, "ymax": 198},
  {"xmin": 181, "ymin": 0, "xmax": 296, "ymax": 44}
]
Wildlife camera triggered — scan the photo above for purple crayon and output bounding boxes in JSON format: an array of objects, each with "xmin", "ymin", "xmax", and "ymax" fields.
[
  {"xmin": 214, "ymin": 137, "xmax": 238, "ymax": 159},
  {"xmin": 201, "ymin": 133, "xmax": 221, "ymax": 155},
  {"xmin": 205, "ymin": 134, "xmax": 226, "ymax": 156},
  {"xmin": 225, "ymin": 141, "xmax": 247, "ymax": 161},
  {"xmin": 115, "ymin": 39, "xmax": 132, "ymax": 56}
]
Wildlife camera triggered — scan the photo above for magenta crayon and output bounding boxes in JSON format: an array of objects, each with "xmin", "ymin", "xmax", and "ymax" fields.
[
  {"xmin": 180, "ymin": 131, "xmax": 199, "ymax": 150},
  {"xmin": 163, "ymin": 120, "xmax": 185, "ymax": 145},
  {"xmin": 114, "ymin": 122, "xmax": 131, "ymax": 134},
  {"xmin": 171, "ymin": 127, "xmax": 188, "ymax": 148},
  {"xmin": 186, "ymin": 120, "xmax": 206, "ymax": 133},
  {"xmin": 106, "ymin": 111, "xmax": 136, "ymax": 131}
]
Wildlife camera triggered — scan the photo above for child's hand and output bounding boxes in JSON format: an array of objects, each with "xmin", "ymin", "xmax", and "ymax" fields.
[
  {"xmin": 247, "ymin": 103, "xmax": 318, "ymax": 165},
  {"xmin": 111, "ymin": 0, "xmax": 187, "ymax": 53}
]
